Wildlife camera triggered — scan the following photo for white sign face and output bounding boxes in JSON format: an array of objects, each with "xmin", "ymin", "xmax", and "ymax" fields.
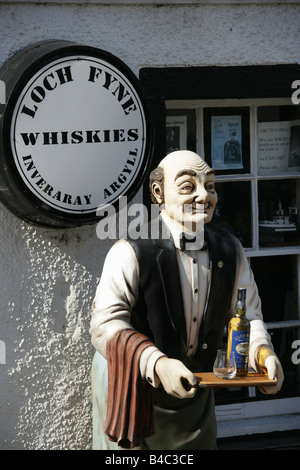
[{"xmin": 10, "ymin": 56, "xmax": 147, "ymax": 214}]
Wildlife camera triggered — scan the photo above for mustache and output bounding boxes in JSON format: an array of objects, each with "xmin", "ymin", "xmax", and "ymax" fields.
[{"xmin": 184, "ymin": 203, "xmax": 207, "ymax": 213}]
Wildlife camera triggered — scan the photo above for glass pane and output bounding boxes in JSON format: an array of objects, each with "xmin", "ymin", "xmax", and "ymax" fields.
[
  {"xmin": 258, "ymin": 179, "xmax": 300, "ymax": 248},
  {"xmin": 166, "ymin": 109, "xmax": 196, "ymax": 155},
  {"xmin": 257, "ymin": 105, "xmax": 300, "ymax": 176},
  {"xmin": 250, "ymin": 256, "xmax": 300, "ymax": 399},
  {"xmin": 212, "ymin": 181, "xmax": 252, "ymax": 248},
  {"xmin": 250, "ymin": 255, "xmax": 298, "ymax": 323}
]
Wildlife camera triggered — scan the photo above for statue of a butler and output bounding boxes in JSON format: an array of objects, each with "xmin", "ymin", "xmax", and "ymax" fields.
[{"xmin": 90, "ymin": 150, "xmax": 284, "ymax": 450}]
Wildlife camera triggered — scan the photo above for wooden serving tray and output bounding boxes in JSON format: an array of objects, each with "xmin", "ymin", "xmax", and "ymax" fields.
[{"xmin": 194, "ymin": 372, "xmax": 277, "ymax": 388}]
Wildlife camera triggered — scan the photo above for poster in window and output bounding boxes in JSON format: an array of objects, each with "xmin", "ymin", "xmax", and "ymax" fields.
[
  {"xmin": 166, "ymin": 116, "xmax": 187, "ymax": 155},
  {"xmin": 211, "ymin": 115, "xmax": 243, "ymax": 170},
  {"xmin": 257, "ymin": 120, "xmax": 300, "ymax": 174}
]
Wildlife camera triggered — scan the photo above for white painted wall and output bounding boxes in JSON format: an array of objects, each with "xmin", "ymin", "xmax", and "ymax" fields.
[{"xmin": 0, "ymin": 1, "xmax": 299, "ymax": 450}]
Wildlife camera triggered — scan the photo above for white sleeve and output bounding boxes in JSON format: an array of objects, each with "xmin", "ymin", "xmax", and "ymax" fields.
[
  {"xmin": 231, "ymin": 239, "xmax": 273, "ymax": 370},
  {"xmin": 90, "ymin": 239, "xmax": 138, "ymax": 357},
  {"xmin": 89, "ymin": 239, "xmax": 164, "ymax": 386}
]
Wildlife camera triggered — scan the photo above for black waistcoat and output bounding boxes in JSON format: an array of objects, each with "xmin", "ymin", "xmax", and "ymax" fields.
[{"xmin": 128, "ymin": 221, "xmax": 237, "ymax": 371}]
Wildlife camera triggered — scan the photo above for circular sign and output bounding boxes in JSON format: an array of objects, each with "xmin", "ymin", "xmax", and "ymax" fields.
[{"xmin": 0, "ymin": 41, "xmax": 153, "ymax": 227}]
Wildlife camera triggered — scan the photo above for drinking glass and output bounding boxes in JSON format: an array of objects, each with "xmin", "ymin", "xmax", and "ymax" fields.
[{"xmin": 213, "ymin": 349, "xmax": 237, "ymax": 379}]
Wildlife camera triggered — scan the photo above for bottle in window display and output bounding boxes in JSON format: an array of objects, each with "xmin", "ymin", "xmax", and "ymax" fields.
[
  {"xmin": 227, "ymin": 288, "xmax": 250, "ymax": 376},
  {"xmin": 224, "ymin": 130, "xmax": 241, "ymax": 165}
]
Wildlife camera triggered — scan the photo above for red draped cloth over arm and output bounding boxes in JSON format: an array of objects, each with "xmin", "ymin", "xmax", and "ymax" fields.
[{"xmin": 104, "ymin": 329, "xmax": 156, "ymax": 449}]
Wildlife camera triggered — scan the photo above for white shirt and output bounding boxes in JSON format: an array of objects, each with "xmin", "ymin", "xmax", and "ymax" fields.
[{"xmin": 90, "ymin": 213, "xmax": 272, "ymax": 387}]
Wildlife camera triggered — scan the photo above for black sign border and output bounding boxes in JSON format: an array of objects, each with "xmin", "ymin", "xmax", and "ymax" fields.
[{"xmin": 0, "ymin": 40, "xmax": 154, "ymax": 228}]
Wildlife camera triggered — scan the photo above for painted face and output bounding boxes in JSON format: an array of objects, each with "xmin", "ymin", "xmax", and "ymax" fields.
[{"xmin": 156, "ymin": 151, "xmax": 218, "ymax": 232}]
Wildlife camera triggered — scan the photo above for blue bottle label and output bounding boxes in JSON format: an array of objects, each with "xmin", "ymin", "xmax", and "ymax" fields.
[{"xmin": 231, "ymin": 330, "xmax": 250, "ymax": 369}]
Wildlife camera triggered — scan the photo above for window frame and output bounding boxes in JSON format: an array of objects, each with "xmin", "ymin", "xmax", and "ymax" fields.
[
  {"xmin": 165, "ymin": 98, "xmax": 300, "ymax": 400},
  {"xmin": 140, "ymin": 65, "xmax": 300, "ymax": 426},
  {"xmin": 166, "ymin": 97, "xmax": 300, "ymax": 258}
]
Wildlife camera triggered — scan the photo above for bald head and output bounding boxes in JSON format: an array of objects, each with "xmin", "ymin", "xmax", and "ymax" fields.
[
  {"xmin": 159, "ymin": 150, "xmax": 213, "ymax": 176},
  {"xmin": 149, "ymin": 150, "xmax": 217, "ymax": 228}
]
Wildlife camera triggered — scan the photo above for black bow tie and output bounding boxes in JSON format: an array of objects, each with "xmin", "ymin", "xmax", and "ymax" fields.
[{"xmin": 179, "ymin": 232, "xmax": 207, "ymax": 251}]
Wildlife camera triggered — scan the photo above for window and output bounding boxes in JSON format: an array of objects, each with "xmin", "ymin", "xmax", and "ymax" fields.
[
  {"xmin": 140, "ymin": 65, "xmax": 300, "ymax": 409},
  {"xmin": 165, "ymin": 98, "xmax": 300, "ymax": 404},
  {"xmin": 140, "ymin": 66, "xmax": 300, "ymax": 439}
]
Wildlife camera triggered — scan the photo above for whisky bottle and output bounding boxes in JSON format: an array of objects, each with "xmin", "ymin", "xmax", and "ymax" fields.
[
  {"xmin": 227, "ymin": 288, "xmax": 250, "ymax": 376},
  {"xmin": 224, "ymin": 130, "xmax": 241, "ymax": 165}
]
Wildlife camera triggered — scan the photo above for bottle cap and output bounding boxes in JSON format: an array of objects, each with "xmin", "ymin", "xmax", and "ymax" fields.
[{"xmin": 237, "ymin": 288, "xmax": 246, "ymax": 301}]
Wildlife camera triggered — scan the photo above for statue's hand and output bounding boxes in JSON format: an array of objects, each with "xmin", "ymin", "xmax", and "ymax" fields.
[
  {"xmin": 154, "ymin": 356, "xmax": 197, "ymax": 399},
  {"xmin": 257, "ymin": 345, "xmax": 284, "ymax": 394}
]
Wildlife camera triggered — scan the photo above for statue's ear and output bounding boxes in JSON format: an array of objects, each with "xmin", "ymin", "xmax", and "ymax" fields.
[{"xmin": 151, "ymin": 182, "xmax": 164, "ymax": 205}]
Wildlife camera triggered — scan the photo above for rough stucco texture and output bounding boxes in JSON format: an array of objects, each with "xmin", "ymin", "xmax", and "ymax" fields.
[
  {"xmin": 0, "ymin": 203, "xmax": 113, "ymax": 449},
  {"xmin": 0, "ymin": 3, "xmax": 300, "ymax": 71},
  {"xmin": 0, "ymin": 1, "xmax": 299, "ymax": 450}
]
